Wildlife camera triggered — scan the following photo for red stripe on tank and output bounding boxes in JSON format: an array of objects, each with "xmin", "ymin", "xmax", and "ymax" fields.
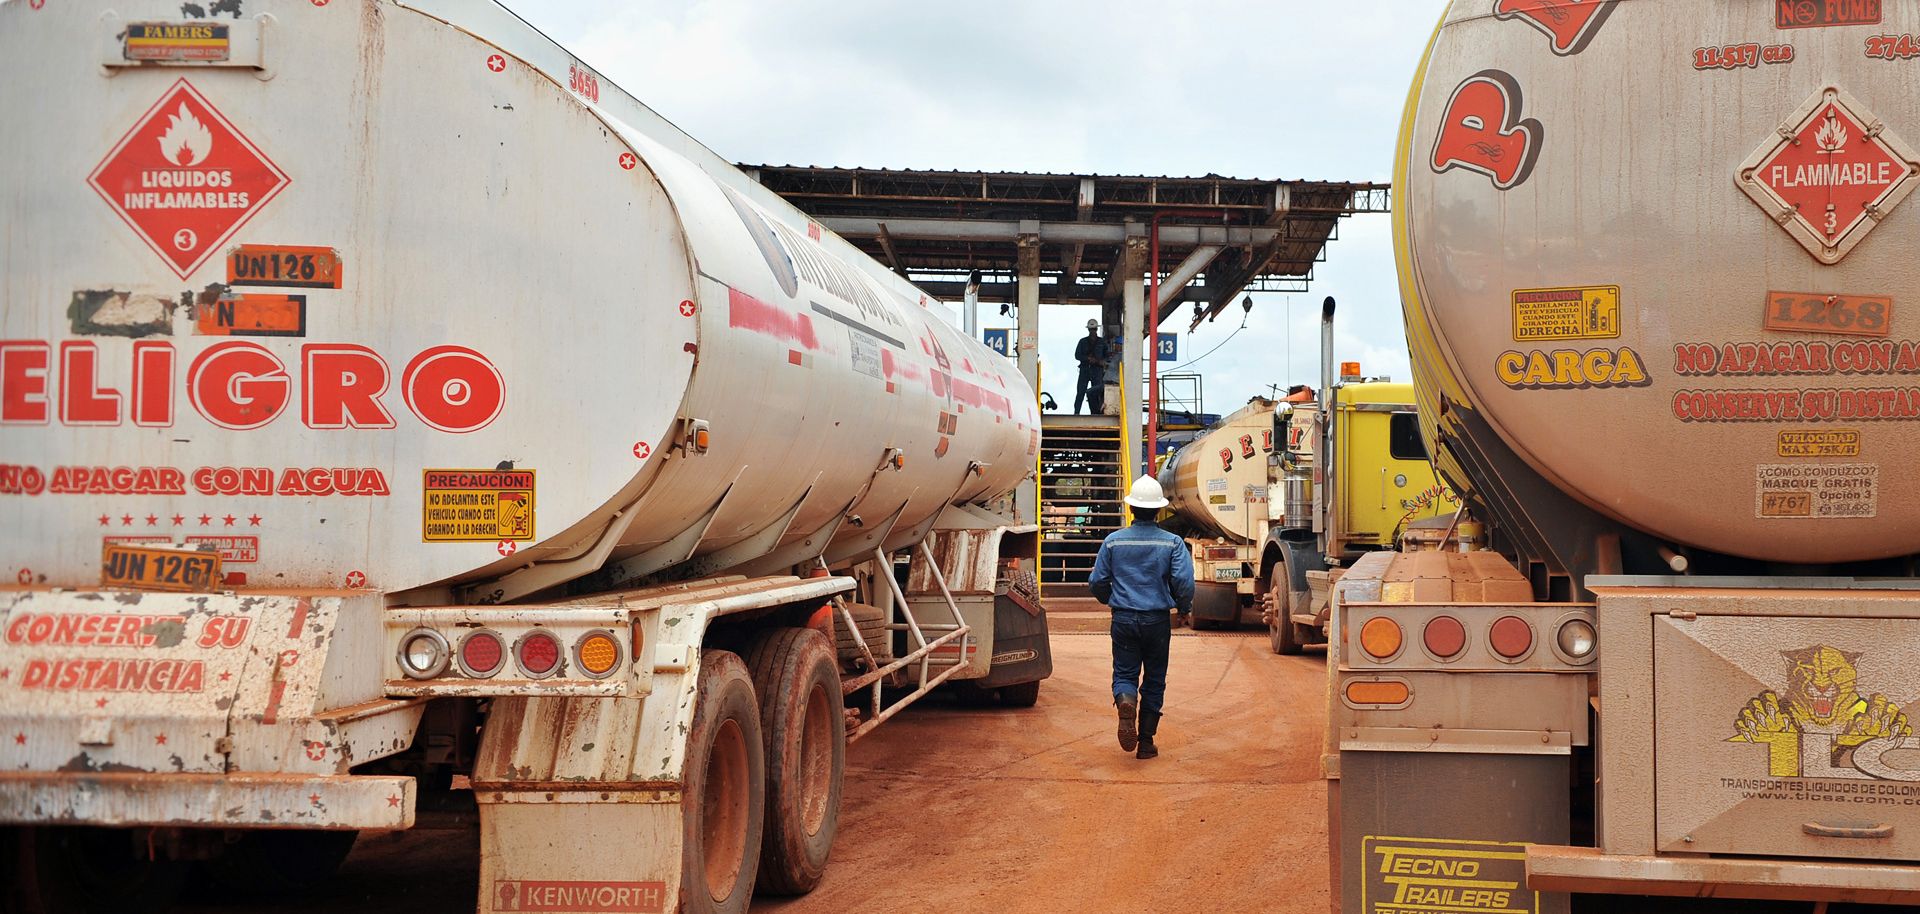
[{"xmin": 727, "ymin": 287, "xmax": 820, "ymax": 349}]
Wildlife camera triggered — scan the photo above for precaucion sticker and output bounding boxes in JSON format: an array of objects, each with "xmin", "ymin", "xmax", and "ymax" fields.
[
  {"xmin": 423, "ymin": 469, "xmax": 536, "ymax": 542},
  {"xmin": 1511, "ymin": 285, "xmax": 1620, "ymax": 341},
  {"xmin": 1361, "ymin": 835, "xmax": 1535, "ymax": 914},
  {"xmin": 1755, "ymin": 463, "xmax": 1878, "ymax": 518},
  {"xmin": 1777, "ymin": 429, "xmax": 1861, "ymax": 458}
]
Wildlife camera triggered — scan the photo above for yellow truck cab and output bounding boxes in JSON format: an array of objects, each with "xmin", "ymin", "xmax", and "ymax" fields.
[{"xmin": 1259, "ymin": 337, "xmax": 1453, "ymax": 654}]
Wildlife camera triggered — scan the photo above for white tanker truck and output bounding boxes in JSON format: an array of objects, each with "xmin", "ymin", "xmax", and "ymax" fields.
[
  {"xmin": 1330, "ymin": 1, "xmax": 1920, "ymax": 910},
  {"xmin": 0, "ymin": 2, "xmax": 1047, "ymax": 912},
  {"xmin": 1155, "ymin": 399, "xmax": 1278, "ymax": 629}
]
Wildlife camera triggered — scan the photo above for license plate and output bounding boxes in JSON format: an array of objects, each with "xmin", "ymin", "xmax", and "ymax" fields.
[
  {"xmin": 1213, "ymin": 567, "xmax": 1243, "ymax": 582},
  {"xmin": 101, "ymin": 543, "xmax": 222, "ymax": 593}
]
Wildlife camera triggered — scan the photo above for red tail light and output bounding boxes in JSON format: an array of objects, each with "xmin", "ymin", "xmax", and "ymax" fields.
[
  {"xmin": 1422, "ymin": 615, "xmax": 1467, "ymax": 659},
  {"xmin": 1489, "ymin": 615, "xmax": 1534, "ymax": 659},
  {"xmin": 516, "ymin": 630, "xmax": 562, "ymax": 678},
  {"xmin": 459, "ymin": 630, "xmax": 505, "ymax": 678}
]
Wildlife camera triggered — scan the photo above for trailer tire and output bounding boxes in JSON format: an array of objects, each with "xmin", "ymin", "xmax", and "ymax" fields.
[
  {"xmin": 997, "ymin": 679, "xmax": 1042, "ymax": 708},
  {"xmin": 203, "ymin": 829, "xmax": 358, "ymax": 896},
  {"xmin": 1267, "ymin": 569, "xmax": 1302, "ymax": 655},
  {"xmin": 744, "ymin": 628, "xmax": 844, "ymax": 896},
  {"xmin": 5, "ymin": 826, "xmax": 190, "ymax": 914},
  {"xmin": 683, "ymin": 649, "xmax": 766, "ymax": 914}
]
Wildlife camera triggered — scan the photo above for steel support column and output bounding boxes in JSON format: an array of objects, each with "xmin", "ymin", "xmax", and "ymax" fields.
[
  {"xmin": 1014, "ymin": 230, "xmax": 1041, "ymax": 526},
  {"xmin": 1119, "ymin": 228, "xmax": 1147, "ymax": 486}
]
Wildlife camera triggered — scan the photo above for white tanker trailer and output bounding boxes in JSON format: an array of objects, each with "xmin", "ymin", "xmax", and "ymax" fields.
[
  {"xmin": 1328, "ymin": 1, "xmax": 1920, "ymax": 910},
  {"xmin": 0, "ymin": 2, "xmax": 1046, "ymax": 911}
]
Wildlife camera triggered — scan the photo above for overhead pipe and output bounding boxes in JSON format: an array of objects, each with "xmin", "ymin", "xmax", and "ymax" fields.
[{"xmin": 1146, "ymin": 208, "xmax": 1226, "ymax": 472}]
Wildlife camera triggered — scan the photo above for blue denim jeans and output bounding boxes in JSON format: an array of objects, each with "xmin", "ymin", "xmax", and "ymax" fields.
[{"xmin": 1111, "ymin": 610, "xmax": 1171, "ymax": 713}]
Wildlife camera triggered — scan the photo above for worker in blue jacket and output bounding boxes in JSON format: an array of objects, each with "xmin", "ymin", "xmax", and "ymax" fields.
[{"xmin": 1087, "ymin": 476, "xmax": 1194, "ymax": 759}]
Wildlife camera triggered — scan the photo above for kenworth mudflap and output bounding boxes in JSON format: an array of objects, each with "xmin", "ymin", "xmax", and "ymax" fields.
[{"xmin": 0, "ymin": 589, "xmax": 419, "ymax": 829}]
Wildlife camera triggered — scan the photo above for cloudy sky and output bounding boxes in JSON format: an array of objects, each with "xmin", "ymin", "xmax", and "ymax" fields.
[{"xmin": 506, "ymin": 0, "xmax": 1451, "ymax": 416}]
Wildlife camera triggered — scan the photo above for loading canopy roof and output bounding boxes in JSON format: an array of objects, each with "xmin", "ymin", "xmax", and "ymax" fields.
[{"xmin": 741, "ymin": 165, "xmax": 1388, "ymax": 329}]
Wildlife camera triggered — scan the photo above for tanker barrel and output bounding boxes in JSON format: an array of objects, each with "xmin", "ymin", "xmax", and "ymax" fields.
[
  {"xmin": 0, "ymin": 5, "xmax": 1039, "ymax": 594},
  {"xmin": 1158, "ymin": 399, "xmax": 1279, "ymax": 544},
  {"xmin": 1401, "ymin": 8, "xmax": 1920, "ymax": 566}
]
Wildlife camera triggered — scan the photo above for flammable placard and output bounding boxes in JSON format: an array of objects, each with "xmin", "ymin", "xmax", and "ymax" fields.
[{"xmin": 422, "ymin": 469, "xmax": 535, "ymax": 542}]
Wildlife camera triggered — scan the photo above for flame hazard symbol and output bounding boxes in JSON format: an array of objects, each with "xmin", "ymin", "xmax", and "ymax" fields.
[{"xmin": 158, "ymin": 103, "xmax": 213, "ymax": 166}]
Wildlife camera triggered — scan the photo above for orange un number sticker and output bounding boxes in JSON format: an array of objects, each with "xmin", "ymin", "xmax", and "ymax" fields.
[
  {"xmin": 227, "ymin": 244, "xmax": 343, "ymax": 289},
  {"xmin": 197, "ymin": 294, "xmax": 306, "ymax": 337},
  {"xmin": 1765, "ymin": 291, "xmax": 1892, "ymax": 337}
]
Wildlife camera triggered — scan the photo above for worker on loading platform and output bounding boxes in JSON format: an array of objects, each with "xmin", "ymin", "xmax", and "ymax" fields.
[
  {"xmin": 1087, "ymin": 476, "xmax": 1193, "ymax": 759},
  {"xmin": 1073, "ymin": 318, "xmax": 1107, "ymax": 414}
]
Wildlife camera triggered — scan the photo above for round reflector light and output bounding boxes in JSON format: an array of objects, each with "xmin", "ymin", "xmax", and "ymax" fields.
[
  {"xmin": 1489, "ymin": 615, "xmax": 1534, "ymax": 659},
  {"xmin": 575, "ymin": 629, "xmax": 622, "ymax": 679},
  {"xmin": 1556, "ymin": 619, "xmax": 1597, "ymax": 660},
  {"xmin": 1359, "ymin": 617, "xmax": 1403, "ymax": 660},
  {"xmin": 458, "ymin": 630, "xmax": 506, "ymax": 678},
  {"xmin": 398, "ymin": 628, "xmax": 449, "ymax": 679},
  {"xmin": 516, "ymin": 630, "xmax": 563, "ymax": 678},
  {"xmin": 1422, "ymin": 615, "xmax": 1467, "ymax": 659}
]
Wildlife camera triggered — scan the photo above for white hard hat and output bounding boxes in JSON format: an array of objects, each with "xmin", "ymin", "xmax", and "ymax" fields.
[
  {"xmin": 1124, "ymin": 476, "xmax": 1169, "ymax": 510},
  {"xmin": 1086, "ymin": 319, "xmax": 1099, "ymax": 330}
]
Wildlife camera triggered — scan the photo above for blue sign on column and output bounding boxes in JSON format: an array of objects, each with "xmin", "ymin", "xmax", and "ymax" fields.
[
  {"xmin": 982, "ymin": 328, "xmax": 1011, "ymax": 357},
  {"xmin": 1156, "ymin": 333, "xmax": 1177, "ymax": 361}
]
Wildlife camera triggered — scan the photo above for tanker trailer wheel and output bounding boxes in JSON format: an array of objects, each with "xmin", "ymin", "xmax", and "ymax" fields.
[
  {"xmin": 744, "ymin": 628, "xmax": 844, "ymax": 895},
  {"xmin": 996, "ymin": 679, "xmax": 1042, "ymax": 708},
  {"xmin": 1265, "ymin": 569, "xmax": 1301, "ymax": 656},
  {"xmin": 4, "ymin": 826, "xmax": 190, "ymax": 914},
  {"xmin": 683, "ymin": 649, "xmax": 767, "ymax": 914}
]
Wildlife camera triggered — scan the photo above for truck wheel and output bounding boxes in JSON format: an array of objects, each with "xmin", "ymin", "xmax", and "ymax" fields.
[
  {"xmin": 203, "ymin": 830, "xmax": 358, "ymax": 896},
  {"xmin": 744, "ymin": 628, "xmax": 844, "ymax": 896},
  {"xmin": 5, "ymin": 826, "xmax": 190, "ymax": 914},
  {"xmin": 683, "ymin": 650, "xmax": 766, "ymax": 914},
  {"xmin": 1268, "ymin": 574, "xmax": 1302, "ymax": 656},
  {"xmin": 997, "ymin": 680, "xmax": 1041, "ymax": 708}
]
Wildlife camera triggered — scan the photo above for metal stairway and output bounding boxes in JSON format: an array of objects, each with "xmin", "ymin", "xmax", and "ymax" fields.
[{"xmin": 1038, "ymin": 417, "xmax": 1126, "ymax": 596}]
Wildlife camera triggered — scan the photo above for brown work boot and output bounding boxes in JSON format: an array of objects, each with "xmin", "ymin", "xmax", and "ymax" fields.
[
  {"xmin": 1136, "ymin": 708, "xmax": 1161, "ymax": 759},
  {"xmin": 1116, "ymin": 695, "xmax": 1138, "ymax": 752}
]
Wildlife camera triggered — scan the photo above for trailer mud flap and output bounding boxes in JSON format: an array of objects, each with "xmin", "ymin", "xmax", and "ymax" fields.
[
  {"xmin": 978, "ymin": 590, "xmax": 1050, "ymax": 690},
  {"xmin": 1339, "ymin": 751, "xmax": 1568, "ymax": 914}
]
